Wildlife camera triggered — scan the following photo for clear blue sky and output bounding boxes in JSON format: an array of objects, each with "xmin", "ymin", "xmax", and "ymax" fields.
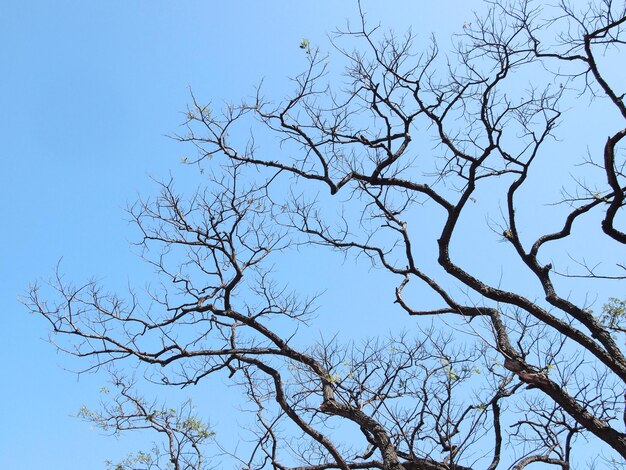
[
  {"xmin": 0, "ymin": 2, "xmax": 479, "ymax": 468},
  {"xmin": 2, "ymin": 1, "xmax": 619, "ymax": 468}
]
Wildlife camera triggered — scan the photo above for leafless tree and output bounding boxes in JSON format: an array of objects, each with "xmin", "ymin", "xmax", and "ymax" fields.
[
  {"xmin": 79, "ymin": 374, "xmax": 212, "ymax": 470},
  {"xmin": 26, "ymin": 1, "xmax": 626, "ymax": 468}
]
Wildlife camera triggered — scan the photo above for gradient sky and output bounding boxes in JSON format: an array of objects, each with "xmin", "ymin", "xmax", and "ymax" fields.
[{"xmin": 2, "ymin": 1, "xmax": 617, "ymax": 468}]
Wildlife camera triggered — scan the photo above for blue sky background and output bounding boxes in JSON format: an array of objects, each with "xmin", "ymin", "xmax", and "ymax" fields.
[
  {"xmin": 1, "ymin": 2, "xmax": 478, "ymax": 468},
  {"xmin": 2, "ymin": 1, "xmax": 621, "ymax": 468}
]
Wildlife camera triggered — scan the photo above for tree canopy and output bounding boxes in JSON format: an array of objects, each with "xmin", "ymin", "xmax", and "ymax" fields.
[{"xmin": 26, "ymin": 1, "xmax": 626, "ymax": 468}]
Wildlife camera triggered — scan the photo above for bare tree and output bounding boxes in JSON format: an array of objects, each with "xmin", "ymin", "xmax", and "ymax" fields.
[
  {"xmin": 79, "ymin": 374, "xmax": 212, "ymax": 470},
  {"xmin": 26, "ymin": 0, "xmax": 626, "ymax": 468}
]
